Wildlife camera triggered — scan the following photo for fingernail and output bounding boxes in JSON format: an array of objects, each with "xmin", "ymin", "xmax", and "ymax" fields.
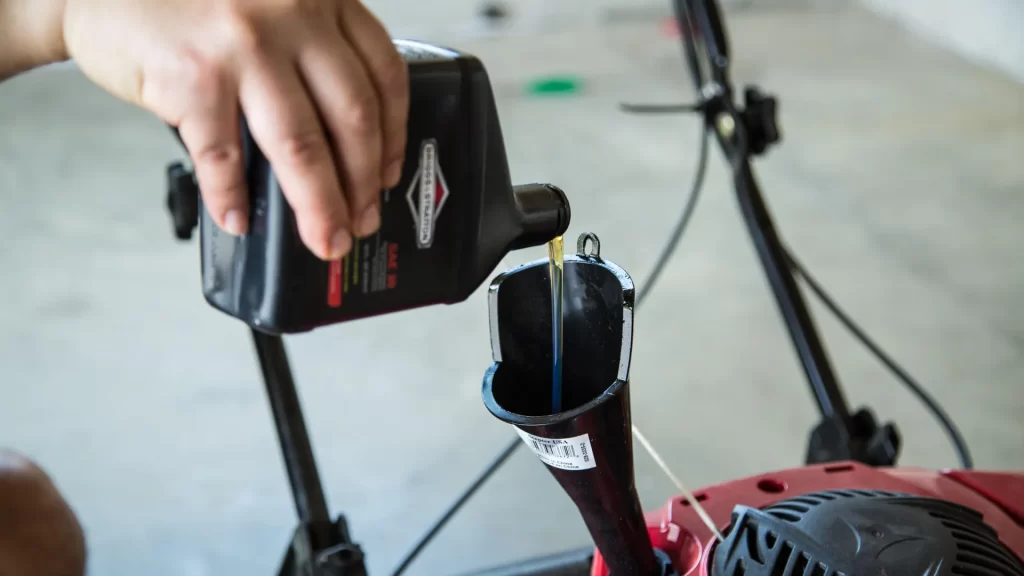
[
  {"xmin": 327, "ymin": 229, "xmax": 353, "ymax": 260},
  {"xmin": 223, "ymin": 209, "xmax": 248, "ymax": 236},
  {"xmin": 357, "ymin": 204, "xmax": 381, "ymax": 238},
  {"xmin": 384, "ymin": 159, "xmax": 403, "ymax": 188}
]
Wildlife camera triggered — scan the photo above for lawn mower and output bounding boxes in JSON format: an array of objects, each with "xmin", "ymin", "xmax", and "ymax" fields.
[{"xmin": 164, "ymin": 0, "xmax": 1024, "ymax": 574}]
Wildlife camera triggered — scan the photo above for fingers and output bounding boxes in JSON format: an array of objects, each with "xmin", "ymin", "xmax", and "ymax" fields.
[
  {"xmin": 177, "ymin": 83, "xmax": 248, "ymax": 236},
  {"xmin": 298, "ymin": 28, "xmax": 384, "ymax": 239},
  {"xmin": 239, "ymin": 54, "xmax": 353, "ymax": 260},
  {"xmin": 338, "ymin": 0, "xmax": 410, "ymax": 190},
  {"xmin": 143, "ymin": 49, "xmax": 249, "ymax": 236},
  {"xmin": 133, "ymin": 1, "xmax": 408, "ymax": 259}
]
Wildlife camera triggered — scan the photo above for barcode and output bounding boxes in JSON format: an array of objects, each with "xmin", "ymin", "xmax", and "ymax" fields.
[
  {"xmin": 531, "ymin": 440, "xmax": 578, "ymax": 459},
  {"xmin": 517, "ymin": 430, "xmax": 596, "ymax": 471}
]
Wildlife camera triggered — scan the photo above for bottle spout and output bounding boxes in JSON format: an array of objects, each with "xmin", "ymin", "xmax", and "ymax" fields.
[
  {"xmin": 481, "ymin": 237, "xmax": 665, "ymax": 576},
  {"xmin": 509, "ymin": 184, "xmax": 572, "ymax": 250}
]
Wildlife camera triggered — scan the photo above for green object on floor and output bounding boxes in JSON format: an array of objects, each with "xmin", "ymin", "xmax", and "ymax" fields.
[{"xmin": 526, "ymin": 76, "xmax": 583, "ymax": 96}]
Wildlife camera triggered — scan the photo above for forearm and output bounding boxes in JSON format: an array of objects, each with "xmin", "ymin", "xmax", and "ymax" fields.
[{"xmin": 0, "ymin": 0, "xmax": 68, "ymax": 80}]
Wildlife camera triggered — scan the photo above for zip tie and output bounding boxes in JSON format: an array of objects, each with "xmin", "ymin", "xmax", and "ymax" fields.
[{"xmin": 632, "ymin": 424, "xmax": 724, "ymax": 542}]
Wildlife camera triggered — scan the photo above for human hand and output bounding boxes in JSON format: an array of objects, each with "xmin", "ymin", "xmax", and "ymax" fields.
[
  {"xmin": 0, "ymin": 451, "xmax": 86, "ymax": 576},
  {"xmin": 63, "ymin": 0, "xmax": 409, "ymax": 260}
]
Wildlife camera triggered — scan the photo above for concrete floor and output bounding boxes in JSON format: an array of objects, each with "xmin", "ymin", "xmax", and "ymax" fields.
[{"xmin": 1, "ymin": 2, "xmax": 1022, "ymax": 575}]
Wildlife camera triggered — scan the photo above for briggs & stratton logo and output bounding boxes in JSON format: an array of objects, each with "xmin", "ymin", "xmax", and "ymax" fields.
[{"xmin": 405, "ymin": 139, "xmax": 450, "ymax": 249}]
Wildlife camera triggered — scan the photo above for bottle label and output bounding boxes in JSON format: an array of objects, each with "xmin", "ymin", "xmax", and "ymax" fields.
[
  {"xmin": 326, "ymin": 233, "xmax": 406, "ymax": 308},
  {"xmin": 516, "ymin": 429, "xmax": 597, "ymax": 471},
  {"xmin": 407, "ymin": 139, "xmax": 449, "ymax": 250},
  {"xmin": 324, "ymin": 133, "xmax": 459, "ymax": 314}
]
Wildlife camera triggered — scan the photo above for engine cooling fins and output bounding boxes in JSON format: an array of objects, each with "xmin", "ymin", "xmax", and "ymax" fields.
[{"xmin": 711, "ymin": 490, "xmax": 1024, "ymax": 576}]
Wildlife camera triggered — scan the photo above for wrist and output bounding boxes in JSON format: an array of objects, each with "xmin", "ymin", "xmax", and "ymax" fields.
[{"xmin": 0, "ymin": 0, "xmax": 69, "ymax": 78}]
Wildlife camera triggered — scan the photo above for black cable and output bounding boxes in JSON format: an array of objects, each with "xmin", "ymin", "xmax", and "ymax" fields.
[
  {"xmin": 391, "ymin": 439, "xmax": 521, "ymax": 576},
  {"xmin": 785, "ymin": 250, "xmax": 974, "ymax": 469},
  {"xmin": 637, "ymin": 126, "xmax": 709, "ymax": 307},
  {"xmin": 669, "ymin": 0, "xmax": 971, "ymax": 467},
  {"xmin": 629, "ymin": 112, "xmax": 972, "ymax": 470},
  {"xmin": 389, "ymin": 121, "xmax": 711, "ymax": 576}
]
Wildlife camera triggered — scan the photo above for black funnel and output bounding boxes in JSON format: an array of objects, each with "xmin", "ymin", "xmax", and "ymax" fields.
[{"xmin": 482, "ymin": 234, "xmax": 660, "ymax": 576}]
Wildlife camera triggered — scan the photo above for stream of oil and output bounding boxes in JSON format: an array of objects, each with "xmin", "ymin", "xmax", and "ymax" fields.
[{"xmin": 548, "ymin": 236, "xmax": 564, "ymax": 413}]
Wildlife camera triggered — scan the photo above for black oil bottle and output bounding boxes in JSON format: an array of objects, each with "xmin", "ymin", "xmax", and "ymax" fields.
[{"xmin": 196, "ymin": 40, "xmax": 570, "ymax": 334}]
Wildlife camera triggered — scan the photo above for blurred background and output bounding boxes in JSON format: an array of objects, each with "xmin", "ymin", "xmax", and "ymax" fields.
[{"xmin": 1, "ymin": 0, "xmax": 1022, "ymax": 574}]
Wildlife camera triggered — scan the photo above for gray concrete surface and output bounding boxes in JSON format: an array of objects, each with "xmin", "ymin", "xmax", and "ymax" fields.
[
  {"xmin": 862, "ymin": 0, "xmax": 1024, "ymax": 83},
  {"xmin": 1, "ymin": 2, "xmax": 1022, "ymax": 575}
]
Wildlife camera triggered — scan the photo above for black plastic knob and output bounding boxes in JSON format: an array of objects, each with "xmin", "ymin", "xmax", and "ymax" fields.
[
  {"xmin": 166, "ymin": 162, "xmax": 200, "ymax": 241},
  {"xmin": 743, "ymin": 87, "xmax": 781, "ymax": 156}
]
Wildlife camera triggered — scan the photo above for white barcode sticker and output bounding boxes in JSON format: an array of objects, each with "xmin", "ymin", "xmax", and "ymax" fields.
[{"xmin": 516, "ymin": 429, "xmax": 596, "ymax": 471}]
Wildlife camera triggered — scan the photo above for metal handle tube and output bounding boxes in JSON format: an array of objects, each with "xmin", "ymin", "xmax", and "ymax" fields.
[
  {"xmin": 251, "ymin": 329, "xmax": 332, "ymax": 530},
  {"xmin": 732, "ymin": 162, "xmax": 852, "ymax": 426}
]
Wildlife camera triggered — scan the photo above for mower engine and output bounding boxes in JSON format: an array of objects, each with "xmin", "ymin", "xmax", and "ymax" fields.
[{"xmin": 596, "ymin": 463, "xmax": 1024, "ymax": 576}]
